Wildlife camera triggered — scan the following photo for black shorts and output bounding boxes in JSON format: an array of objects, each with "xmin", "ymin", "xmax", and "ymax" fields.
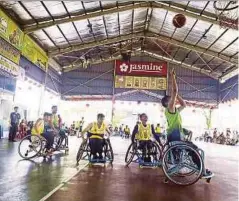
[
  {"xmin": 138, "ymin": 140, "xmax": 152, "ymax": 150},
  {"xmin": 89, "ymin": 138, "xmax": 104, "ymax": 155}
]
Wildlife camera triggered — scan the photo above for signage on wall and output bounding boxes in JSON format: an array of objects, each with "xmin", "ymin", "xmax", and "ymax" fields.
[
  {"xmin": 22, "ymin": 34, "xmax": 48, "ymax": 71},
  {"xmin": 114, "ymin": 60, "xmax": 167, "ymax": 90},
  {"xmin": 0, "ymin": 37, "xmax": 20, "ymax": 64},
  {"xmin": 0, "ymin": 9, "xmax": 23, "ymax": 50},
  {"xmin": 0, "ymin": 54, "xmax": 19, "ymax": 76},
  {"xmin": 0, "ymin": 8, "xmax": 49, "ymax": 71}
]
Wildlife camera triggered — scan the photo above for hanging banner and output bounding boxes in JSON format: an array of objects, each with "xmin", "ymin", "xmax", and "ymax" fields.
[
  {"xmin": 115, "ymin": 60, "xmax": 167, "ymax": 76},
  {"xmin": 0, "ymin": 9, "xmax": 23, "ymax": 50},
  {"xmin": 115, "ymin": 60, "xmax": 167, "ymax": 90},
  {"xmin": 0, "ymin": 54, "xmax": 19, "ymax": 76},
  {"xmin": 22, "ymin": 34, "xmax": 48, "ymax": 71},
  {"xmin": 0, "ymin": 37, "xmax": 20, "ymax": 64}
]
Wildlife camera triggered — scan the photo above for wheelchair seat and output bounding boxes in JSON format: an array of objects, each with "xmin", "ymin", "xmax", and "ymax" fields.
[
  {"xmin": 125, "ymin": 141, "xmax": 162, "ymax": 167},
  {"xmin": 76, "ymin": 137, "xmax": 114, "ymax": 165}
]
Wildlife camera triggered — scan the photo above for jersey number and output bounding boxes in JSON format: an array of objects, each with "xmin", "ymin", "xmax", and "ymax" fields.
[{"xmin": 143, "ymin": 130, "xmax": 147, "ymax": 138}]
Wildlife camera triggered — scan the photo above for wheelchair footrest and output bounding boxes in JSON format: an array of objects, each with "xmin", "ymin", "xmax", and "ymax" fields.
[
  {"xmin": 139, "ymin": 161, "xmax": 161, "ymax": 167},
  {"xmin": 89, "ymin": 158, "xmax": 106, "ymax": 163}
]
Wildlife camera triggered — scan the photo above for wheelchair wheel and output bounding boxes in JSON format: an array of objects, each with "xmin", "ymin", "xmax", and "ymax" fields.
[
  {"xmin": 56, "ymin": 135, "xmax": 69, "ymax": 152},
  {"xmin": 162, "ymin": 144, "xmax": 203, "ymax": 186},
  {"xmin": 151, "ymin": 142, "xmax": 162, "ymax": 162},
  {"xmin": 125, "ymin": 143, "xmax": 136, "ymax": 166},
  {"xmin": 53, "ymin": 135, "xmax": 62, "ymax": 151},
  {"xmin": 18, "ymin": 135, "xmax": 43, "ymax": 159},
  {"xmin": 76, "ymin": 140, "xmax": 88, "ymax": 164},
  {"xmin": 105, "ymin": 139, "xmax": 114, "ymax": 163}
]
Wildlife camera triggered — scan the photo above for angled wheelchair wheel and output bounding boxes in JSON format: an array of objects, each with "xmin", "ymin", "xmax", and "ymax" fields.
[
  {"xmin": 162, "ymin": 143, "xmax": 203, "ymax": 186},
  {"xmin": 125, "ymin": 143, "xmax": 136, "ymax": 166},
  {"xmin": 57, "ymin": 135, "xmax": 69, "ymax": 154},
  {"xmin": 53, "ymin": 134, "xmax": 62, "ymax": 151},
  {"xmin": 18, "ymin": 135, "xmax": 43, "ymax": 159},
  {"xmin": 76, "ymin": 140, "xmax": 88, "ymax": 164}
]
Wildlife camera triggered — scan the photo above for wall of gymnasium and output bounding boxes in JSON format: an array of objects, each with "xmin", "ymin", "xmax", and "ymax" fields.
[
  {"xmin": 220, "ymin": 75, "xmax": 238, "ymax": 103},
  {"xmin": 0, "ymin": 71, "xmax": 16, "ymax": 93},
  {"xmin": 62, "ymin": 56, "xmax": 219, "ymax": 103},
  {"xmin": 19, "ymin": 56, "xmax": 61, "ymax": 94},
  {"xmin": 0, "ymin": 57, "xmax": 62, "ymax": 95},
  {"xmin": 62, "ymin": 61, "xmax": 114, "ymax": 97}
]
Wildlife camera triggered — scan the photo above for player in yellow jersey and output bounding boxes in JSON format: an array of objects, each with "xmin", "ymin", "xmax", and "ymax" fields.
[
  {"xmin": 51, "ymin": 106, "xmax": 59, "ymax": 130},
  {"xmin": 51, "ymin": 105, "xmax": 68, "ymax": 148},
  {"xmin": 81, "ymin": 114, "xmax": 111, "ymax": 160},
  {"xmin": 32, "ymin": 112, "xmax": 54, "ymax": 155},
  {"xmin": 31, "ymin": 118, "xmax": 44, "ymax": 135},
  {"xmin": 154, "ymin": 123, "xmax": 162, "ymax": 143},
  {"xmin": 131, "ymin": 113, "xmax": 156, "ymax": 162},
  {"xmin": 124, "ymin": 125, "xmax": 130, "ymax": 139}
]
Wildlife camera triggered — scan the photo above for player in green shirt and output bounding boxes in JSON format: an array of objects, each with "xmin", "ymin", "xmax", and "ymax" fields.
[
  {"xmin": 161, "ymin": 69, "xmax": 186, "ymax": 142},
  {"xmin": 161, "ymin": 69, "xmax": 213, "ymax": 179}
]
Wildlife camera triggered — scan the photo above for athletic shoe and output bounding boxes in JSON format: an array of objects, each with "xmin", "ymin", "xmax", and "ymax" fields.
[{"xmin": 92, "ymin": 155, "xmax": 98, "ymax": 160}]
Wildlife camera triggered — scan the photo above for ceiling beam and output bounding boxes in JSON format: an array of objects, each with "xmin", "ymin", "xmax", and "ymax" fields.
[
  {"xmin": 24, "ymin": 1, "xmax": 220, "ymax": 34},
  {"xmin": 146, "ymin": 32, "xmax": 238, "ymax": 65},
  {"xmin": 49, "ymin": 32, "xmax": 145, "ymax": 57},
  {"xmin": 219, "ymin": 65, "xmax": 239, "ymax": 83},
  {"xmin": 48, "ymin": 58, "xmax": 61, "ymax": 72},
  {"xmin": 23, "ymin": 2, "xmax": 150, "ymax": 34},
  {"xmin": 63, "ymin": 49, "xmax": 219, "ymax": 79},
  {"xmin": 143, "ymin": 50, "xmax": 219, "ymax": 79},
  {"xmin": 51, "ymin": 31, "xmax": 236, "ymax": 66},
  {"xmin": 63, "ymin": 51, "xmax": 143, "ymax": 72},
  {"xmin": 156, "ymin": 2, "xmax": 217, "ymax": 20}
]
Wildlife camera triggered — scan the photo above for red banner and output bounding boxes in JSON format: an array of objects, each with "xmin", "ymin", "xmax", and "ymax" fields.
[{"xmin": 115, "ymin": 60, "xmax": 167, "ymax": 76}]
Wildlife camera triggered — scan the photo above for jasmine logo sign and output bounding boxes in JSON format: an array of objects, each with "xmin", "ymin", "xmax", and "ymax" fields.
[
  {"xmin": 116, "ymin": 60, "xmax": 167, "ymax": 76},
  {"xmin": 119, "ymin": 63, "xmax": 129, "ymax": 72}
]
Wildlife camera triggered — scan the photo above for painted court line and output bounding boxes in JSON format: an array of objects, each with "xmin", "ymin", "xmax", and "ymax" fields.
[{"xmin": 39, "ymin": 162, "xmax": 88, "ymax": 201}]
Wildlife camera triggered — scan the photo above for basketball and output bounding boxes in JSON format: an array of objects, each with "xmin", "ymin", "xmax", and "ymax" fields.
[{"xmin": 173, "ymin": 14, "xmax": 186, "ymax": 28}]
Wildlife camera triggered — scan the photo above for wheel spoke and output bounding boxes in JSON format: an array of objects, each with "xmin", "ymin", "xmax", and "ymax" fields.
[
  {"xmin": 182, "ymin": 163, "xmax": 200, "ymax": 173},
  {"xmin": 167, "ymin": 164, "xmax": 181, "ymax": 175}
]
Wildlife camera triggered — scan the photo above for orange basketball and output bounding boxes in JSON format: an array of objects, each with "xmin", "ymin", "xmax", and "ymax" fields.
[{"xmin": 173, "ymin": 14, "xmax": 186, "ymax": 28}]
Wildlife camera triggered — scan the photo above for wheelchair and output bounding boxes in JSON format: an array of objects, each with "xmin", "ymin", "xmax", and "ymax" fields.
[
  {"xmin": 76, "ymin": 137, "xmax": 114, "ymax": 165},
  {"xmin": 161, "ymin": 141, "xmax": 212, "ymax": 186},
  {"xmin": 18, "ymin": 132, "xmax": 69, "ymax": 160},
  {"xmin": 125, "ymin": 140, "xmax": 162, "ymax": 167}
]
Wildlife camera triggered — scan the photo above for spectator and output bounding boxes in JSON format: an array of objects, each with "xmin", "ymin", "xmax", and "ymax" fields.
[
  {"xmin": 9, "ymin": 106, "xmax": 21, "ymax": 142},
  {"xmin": 19, "ymin": 119, "xmax": 27, "ymax": 139},
  {"xmin": 119, "ymin": 124, "xmax": 124, "ymax": 137},
  {"xmin": 213, "ymin": 128, "xmax": 217, "ymax": 138},
  {"xmin": 124, "ymin": 125, "xmax": 130, "ymax": 139},
  {"xmin": 58, "ymin": 114, "xmax": 62, "ymax": 128},
  {"xmin": 77, "ymin": 117, "xmax": 85, "ymax": 138},
  {"xmin": 26, "ymin": 121, "xmax": 33, "ymax": 136}
]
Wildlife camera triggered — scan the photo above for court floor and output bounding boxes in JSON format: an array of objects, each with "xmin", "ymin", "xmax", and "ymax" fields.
[{"xmin": 0, "ymin": 137, "xmax": 238, "ymax": 201}]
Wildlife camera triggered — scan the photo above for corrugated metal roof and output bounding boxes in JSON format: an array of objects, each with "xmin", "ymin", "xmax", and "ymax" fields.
[{"xmin": 0, "ymin": 1, "xmax": 238, "ymax": 80}]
